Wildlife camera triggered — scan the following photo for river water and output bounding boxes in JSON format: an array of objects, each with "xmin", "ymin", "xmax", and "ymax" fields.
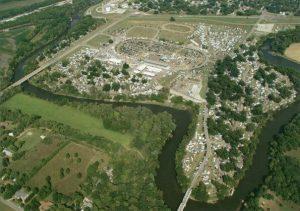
[{"xmin": 12, "ymin": 38, "xmax": 300, "ymax": 211}]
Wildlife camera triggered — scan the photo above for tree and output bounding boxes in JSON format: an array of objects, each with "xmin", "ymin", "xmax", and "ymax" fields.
[
  {"xmin": 193, "ymin": 182, "xmax": 208, "ymax": 202},
  {"xmin": 170, "ymin": 16, "xmax": 175, "ymax": 21}
]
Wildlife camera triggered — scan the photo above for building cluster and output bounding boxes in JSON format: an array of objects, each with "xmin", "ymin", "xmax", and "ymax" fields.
[
  {"xmin": 190, "ymin": 23, "xmax": 247, "ymax": 55},
  {"xmin": 182, "ymin": 41, "xmax": 296, "ymax": 201}
]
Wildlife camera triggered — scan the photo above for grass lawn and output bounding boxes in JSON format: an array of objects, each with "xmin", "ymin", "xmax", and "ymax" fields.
[
  {"xmin": 86, "ymin": 34, "xmax": 111, "ymax": 48},
  {"xmin": 126, "ymin": 26, "xmax": 158, "ymax": 39},
  {"xmin": 2, "ymin": 93, "xmax": 132, "ymax": 146},
  {"xmin": 28, "ymin": 142, "xmax": 108, "ymax": 195}
]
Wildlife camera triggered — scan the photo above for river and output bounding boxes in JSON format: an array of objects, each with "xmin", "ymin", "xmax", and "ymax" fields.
[{"xmin": 11, "ymin": 36, "xmax": 300, "ymax": 211}]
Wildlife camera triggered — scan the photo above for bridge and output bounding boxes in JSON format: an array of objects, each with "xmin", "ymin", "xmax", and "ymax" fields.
[
  {"xmin": 1, "ymin": 12, "xmax": 132, "ymax": 94},
  {"xmin": 178, "ymin": 106, "xmax": 211, "ymax": 211}
]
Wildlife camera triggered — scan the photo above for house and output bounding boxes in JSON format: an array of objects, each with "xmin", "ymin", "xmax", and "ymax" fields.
[
  {"xmin": 14, "ymin": 189, "xmax": 30, "ymax": 203},
  {"xmin": 2, "ymin": 149, "xmax": 13, "ymax": 157}
]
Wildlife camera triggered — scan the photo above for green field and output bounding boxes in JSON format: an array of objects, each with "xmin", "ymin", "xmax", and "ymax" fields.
[
  {"xmin": 11, "ymin": 128, "xmax": 67, "ymax": 172},
  {"xmin": 286, "ymin": 148, "xmax": 300, "ymax": 161},
  {"xmin": 0, "ymin": 201, "xmax": 13, "ymax": 211},
  {"xmin": 0, "ymin": 0, "xmax": 46, "ymax": 11},
  {"xmin": 28, "ymin": 142, "xmax": 107, "ymax": 195},
  {"xmin": 126, "ymin": 26, "xmax": 158, "ymax": 39},
  {"xmin": 0, "ymin": 27, "xmax": 32, "ymax": 69},
  {"xmin": 87, "ymin": 34, "xmax": 111, "ymax": 48},
  {"xmin": 2, "ymin": 94, "xmax": 132, "ymax": 145}
]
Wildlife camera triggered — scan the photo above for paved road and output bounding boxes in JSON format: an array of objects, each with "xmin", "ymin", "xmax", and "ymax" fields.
[
  {"xmin": 1, "ymin": 11, "xmax": 132, "ymax": 94},
  {"xmin": 178, "ymin": 106, "xmax": 211, "ymax": 211}
]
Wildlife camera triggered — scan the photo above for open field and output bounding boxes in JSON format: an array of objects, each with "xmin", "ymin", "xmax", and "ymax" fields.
[
  {"xmin": 285, "ymin": 148, "xmax": 300, "ymax": 161},
  {"xmin": 163, "ymin": 23, "xmax": 192, "ymax": 32},
  {"xmin": 126, "ymin": 26, "xmax": 158, "ymax": 39},
  {"xmin": 159, "ymin": 29, "xmax": 189, "ymax": 44},
  {"xmin": 2, "ymin": 94, "xmax": 132, "ymax": 145},
  {"xmin": 284, "ymin": 43, "xmax": 300, "ymax": 62},
  {"xmin": 86, "ymin": 34, "xmax": 111, "ymax": 47},
  {"xmin": 259, "ymin": 192, "xmax": 300, "ymax": 211},
  {"xmin": 0, "ymin": 201, "xmax": 13, "ymax": 211},
  {"xmin": 10, "ymin": 129, "xmax": 67, "ymax": 173},
  {"xmin": 0, "ymin": 27, "xmax": 32, "ymax": 69},
  {"xmin": 0, "ymin": 0, "xmax": 46, "ymax": 11},
  {"xmin": 28, "ymin": 142, "xmax": 108, "ymax": 195}
]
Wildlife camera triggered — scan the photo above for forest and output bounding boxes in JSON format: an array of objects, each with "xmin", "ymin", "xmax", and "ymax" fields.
[{"xmin": 268, "ymin": 26, "xmax": 300, "ymax": 54}]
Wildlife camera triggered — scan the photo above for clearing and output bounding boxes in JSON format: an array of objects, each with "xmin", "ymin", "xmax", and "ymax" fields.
[
  {"xmin": 259, "ymin": 191, "xmax": 300, "ymax": 211},
  {"xmin": 284, "ymin": 43, "xmax": 300, "ymax": 63},
  {"xmin": 126, "ymin": 26, "xmax": 158, "ymax": 39},
  {"xmin": 10, "ymin": 128, "xmax": 67, "ymax": 173},
  {"xmin": 2, "ymin": 93, "xmax": 132, "ymax": 145},
  {"xmin": 86, "ymin": 34, "xmax": 111, "ymax": 48},
  {"xmin": 28, "ymin": 142, "xmax": 108, "ymax": 195}
]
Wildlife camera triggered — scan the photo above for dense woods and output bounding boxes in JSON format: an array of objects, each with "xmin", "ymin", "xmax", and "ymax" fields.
[{"xmin": 268, "ymin": 26, "xmax": 300, "ymax": 54}]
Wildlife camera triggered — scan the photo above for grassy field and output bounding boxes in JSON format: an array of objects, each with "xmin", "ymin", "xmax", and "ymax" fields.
[
  {"xmin": 159, "ymin": 29, "xmax": 189, "ymax": 44},
  {"xmin": 284, "ymin": 43, "xmax": 300, "ymax": 63},
  {"xmin": 259, "ymin": 191, "xmax": 300, "ymax": 211},
  {"xmin": 11, "ymin": 129, "xmax": 67, "ymax": 173},
  {"xmin": 129, "ymin": 15, "xmax": 259, "ymax": 25},
  {"xmin": 0, "ymin": 27, "xmax": 32, "ymax": 69},
  {"xmin": 28, "ymin": 142, "xmax": 108, "ymax": 195},
  {"xmin": 0, "ymin": 0, "xmax": 46, "ymax": 11},
  {"xmin": 126, "ymin": 26, "xmax": 158, "ymax": 39},
  {"xmin": 86, "ymin": 34, "xmax": 111, "ymax": 48},
  {"xmin": 163, "ymin": 23, "xmax": 192, "ymax": 32},
  {"xmin": 285, "ymin": 148, "xmax": 300, "ymax": 161},
  {"xmin": 2, "ymin": 94, "xmax": 132, "ymax": 145},
  {"xmin": 0, "ymin": 201, "xmax": 13, "ymax": 211}
]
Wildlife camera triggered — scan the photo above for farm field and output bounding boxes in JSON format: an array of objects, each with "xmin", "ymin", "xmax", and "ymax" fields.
[
  {"xmin": 28, "ymin": 142, "xmax": 108, "ymax": 195},
  {"xmin": 10, "ymin": 128, "xmax": 67, "ymax": 173},
  {"xmin": 284, "ymin": 43, "xmax": 300, "ymax": 62},
  {"xmin": 2, "ymin": 93, "xmax": 132, "ymax": 145}
]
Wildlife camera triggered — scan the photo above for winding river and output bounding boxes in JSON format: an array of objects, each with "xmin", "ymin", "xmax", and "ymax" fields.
[{"xmin": 12, "ymin": 40, "xmax": 300, "ymax": 211}]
